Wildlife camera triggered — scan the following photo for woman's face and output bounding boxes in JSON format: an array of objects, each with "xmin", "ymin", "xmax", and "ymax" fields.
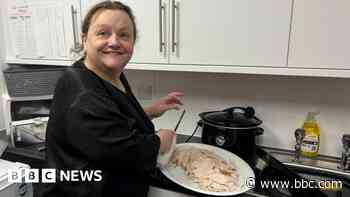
[{"xmin": 83, "ymin": 9, "xmax": 134, "ymax": 74}]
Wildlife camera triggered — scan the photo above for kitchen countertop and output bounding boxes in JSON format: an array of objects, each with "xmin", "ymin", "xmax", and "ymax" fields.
[{"xmin": 2, "ymin": 142, "xmax": 45, "ymax": 167}]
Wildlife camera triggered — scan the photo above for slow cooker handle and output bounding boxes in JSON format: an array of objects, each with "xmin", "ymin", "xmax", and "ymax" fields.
[{"xmin": 223, "ymin": 106, "xmax": 255, "ymax": 119}]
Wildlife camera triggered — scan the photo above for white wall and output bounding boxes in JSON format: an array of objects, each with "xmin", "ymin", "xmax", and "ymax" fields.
[
  {"xmin": 0, "ymin": 6, "xmax": 6, "ymax": 130},
  {"xmin": 125, "ymin": 70, "xmax": 350, "ymax": 158}
]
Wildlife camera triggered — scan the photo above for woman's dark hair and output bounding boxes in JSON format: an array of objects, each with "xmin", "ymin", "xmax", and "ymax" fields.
[{"xmin": 82, "ymin": 1, "xmax": 138, "ymax": 42}]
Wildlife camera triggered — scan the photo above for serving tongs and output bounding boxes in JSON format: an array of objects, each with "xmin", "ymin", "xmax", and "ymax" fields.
[
  {"xmin": 174, "ymin": 110, "xmax": 186, "ymax": 132},
  {"xmin": 156, "ymin": 110, "xmax": 186, "ymax": 168}
]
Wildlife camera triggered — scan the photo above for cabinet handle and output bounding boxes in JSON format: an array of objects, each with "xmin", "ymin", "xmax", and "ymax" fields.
[
  {"xmin": 171, "ymin": 0, "xmax": 178, "ymax": 53},
  {"xmin": 70, "ymin": 5, "xmax": 80, "ymax": 53},
  {"xmin": 159, "ymin": 0, "xmax": 166, "ymax": 54}
]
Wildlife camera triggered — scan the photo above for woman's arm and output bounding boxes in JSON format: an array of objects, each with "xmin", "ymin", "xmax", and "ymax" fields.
[{"xmin": 144, "ymin": 91, "xmax": 184, "ymax": 119}]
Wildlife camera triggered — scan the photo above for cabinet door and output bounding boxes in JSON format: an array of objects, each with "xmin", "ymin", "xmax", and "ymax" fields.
[
  {"xmin": 81, "ymin": 0, "xmax": 168, "ymax": 64},
  {"xmin": 288, "ymin": 0, "xmax": 350, "ymax": 69},
  {"xmin": 3, "ymin": 0, "xmax": 81, "ymax": 62},
  {"xmin": 169, "ymin": 0, "xmax": 292, "ymax": 67}
]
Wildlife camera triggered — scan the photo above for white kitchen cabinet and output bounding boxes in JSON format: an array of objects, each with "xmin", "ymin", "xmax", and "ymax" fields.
[
  {"xmin": 82, "ymin": 0, "xmax": 292, "ymax": 67},
  {"xmin": 2, "ymin": 0, "xmax": 81, "ymax": 65},
  {"xmin": 81, "ymin": 0, "xmax": 168, "ymax": 64},
  {"xmin": 169, "ymin": 0, "xmax": 292, "ymax": 67},
  {"xmin": 288, "ymin": 0, "xmax": 350, "ymax": 69}
]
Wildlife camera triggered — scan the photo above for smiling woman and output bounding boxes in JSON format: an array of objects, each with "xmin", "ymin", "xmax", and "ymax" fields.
[
  {"xmin": 41, "ymin": 1, "xmax": 184, "ymax": 197},
  {"xmin": 81, "ymin": 2, "xmax": 136, "ymax": 86},
  {"xmin": 83, "ymin": 10, "xmax": 134, "ymax": 80}
]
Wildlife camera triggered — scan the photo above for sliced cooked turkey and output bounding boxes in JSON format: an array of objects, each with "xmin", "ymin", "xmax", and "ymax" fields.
[{"xmin": 170, "ymin": 147, "xmax": 239, "ymax": 192}]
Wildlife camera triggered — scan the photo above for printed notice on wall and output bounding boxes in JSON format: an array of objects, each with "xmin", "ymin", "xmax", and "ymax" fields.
[
  {"xmin": 6, "ymin": 1, "xmax": 70, "ymax": 60},
  {"xmin": 7, "ymin": 4, "xmax": 37, "ymax": 58}
]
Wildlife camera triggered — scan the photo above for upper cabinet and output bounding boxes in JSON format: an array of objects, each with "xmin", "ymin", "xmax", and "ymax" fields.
[
  {"xmin": 288, "ymin": 0, "xmax": 350, "ymax": 69},
  {"xmin": 3, "ymin": 0, "xmax": 350, "ymax": 77},
  {"xmin": 2, "ymin": 0, "xmax": 81, "ymax": 65},
  {"xmin": 81, "ymin": 0, "xmax": 168, "ymax": 64},
  {"xmin": 82, "ymin": 0, "xmax": 292, "ymax": 67},
  {"xmin": 169, "ymin": 0, "xmax": 292, "ymax": 67}
]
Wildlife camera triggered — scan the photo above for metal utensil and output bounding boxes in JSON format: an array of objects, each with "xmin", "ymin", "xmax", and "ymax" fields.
[{"xmin": 174, "ymin": 110, "xmax": 186, "ymax": 132}]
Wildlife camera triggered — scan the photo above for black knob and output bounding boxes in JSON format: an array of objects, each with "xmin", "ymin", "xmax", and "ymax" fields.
[
  {"xmin": 223, "ymin": 106, "xmax": 256, "ymax": 119},
  {"xmin": 244, "ymin": 106, "xmax": 255, "ymax": 119}
]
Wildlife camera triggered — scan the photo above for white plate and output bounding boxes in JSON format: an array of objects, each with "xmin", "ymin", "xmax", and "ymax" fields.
[{"xmin": 160, "ymin": 143, "xmax": 255, "ymax": 196}]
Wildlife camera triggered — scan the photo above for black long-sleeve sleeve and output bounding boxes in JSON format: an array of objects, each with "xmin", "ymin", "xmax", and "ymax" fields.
[{"xmin": 65, "ymin": 91, "xmax": 160, "ymax": 173}]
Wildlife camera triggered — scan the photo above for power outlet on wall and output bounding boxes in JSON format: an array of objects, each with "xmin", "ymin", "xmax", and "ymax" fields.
[{"xmin": 137, "ymin": 85, "xmax": 153, "ymax": 100}]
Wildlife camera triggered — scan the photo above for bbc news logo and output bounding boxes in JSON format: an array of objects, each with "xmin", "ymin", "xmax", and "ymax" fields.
[{"xmin": 8, "ymin": 168, "xmax": 102, "ymax": 183}]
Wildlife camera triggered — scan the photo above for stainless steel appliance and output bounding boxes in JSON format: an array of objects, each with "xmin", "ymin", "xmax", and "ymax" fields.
[{"xmin": 2, "ymin": 65, "xmax": 66, "ymax": 147}]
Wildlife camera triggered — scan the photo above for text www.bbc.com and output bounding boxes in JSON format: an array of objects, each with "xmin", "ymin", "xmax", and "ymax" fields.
[{"xmin": 245, "ymin": 177, "xmax": 342, "ymax": 191}]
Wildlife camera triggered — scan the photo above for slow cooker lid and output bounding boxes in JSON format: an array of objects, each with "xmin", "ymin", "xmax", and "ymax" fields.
[{"xmin": 200, "ymin": 107, "xmax": 262, "ymax": 128}]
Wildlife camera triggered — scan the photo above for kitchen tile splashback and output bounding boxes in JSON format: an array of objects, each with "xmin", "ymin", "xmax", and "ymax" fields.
[{"xmin": 125, "ymin": 70, "xmax": 350, "ymax": 158}]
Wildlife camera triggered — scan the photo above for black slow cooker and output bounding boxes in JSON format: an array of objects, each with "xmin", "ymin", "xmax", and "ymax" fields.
[{"xmin": 199, "ymin": 106, "xmax": 263, "ymax": 167}]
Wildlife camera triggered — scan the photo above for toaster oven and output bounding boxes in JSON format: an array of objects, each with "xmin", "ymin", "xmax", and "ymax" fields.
[{"xmin": 2, "ymin": 65, "xmax": 66, "ymax": 147}]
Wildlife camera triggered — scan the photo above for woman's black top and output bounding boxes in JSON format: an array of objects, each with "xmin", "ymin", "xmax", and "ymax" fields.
[{"xmin": 41, "ymin": 59, "xmax": 160, "ymax": 197}]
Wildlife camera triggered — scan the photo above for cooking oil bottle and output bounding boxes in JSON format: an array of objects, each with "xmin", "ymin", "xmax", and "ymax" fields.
[{"xmin": 301, "ymin": 111, "xmax": 320, "ymax": 157}]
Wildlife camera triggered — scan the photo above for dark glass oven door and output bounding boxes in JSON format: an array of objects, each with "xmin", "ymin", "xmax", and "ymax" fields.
[{"xmin": 11, "ymin": 99, "xmax": 52, "ymax": 121}]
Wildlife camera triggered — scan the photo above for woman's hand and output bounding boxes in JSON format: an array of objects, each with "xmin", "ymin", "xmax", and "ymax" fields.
[
  {"xmin": 144, "ymin": 91, "xmax": 184, "ymax": 119},
  {"xmin": 156, "ymin": 129, "xmax": 176, "ymax": 153}
]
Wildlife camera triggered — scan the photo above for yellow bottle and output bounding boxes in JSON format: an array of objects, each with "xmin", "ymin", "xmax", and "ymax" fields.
[{"xmin": 301, "ymin": 112, "xmax": 320, "ymax": 157}]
